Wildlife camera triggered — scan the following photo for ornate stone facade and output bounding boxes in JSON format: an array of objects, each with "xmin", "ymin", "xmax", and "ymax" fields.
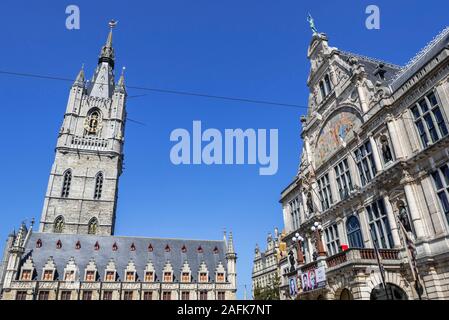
[
  {"xmin": 0, "ymin": 24, "xmax": 237, "ymax": 301},
  {"xmin": 251, "ymin": 229, "xmax": 286, "ymax": 298},
  {"xmin": 279, "ymin": 27, "xmax": 449, "ymax": 300}
]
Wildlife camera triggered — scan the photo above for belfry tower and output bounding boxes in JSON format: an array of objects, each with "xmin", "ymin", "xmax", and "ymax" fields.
[{"xmin": 39, "ymin": 21, "xmax": 127, "ymax": 236}]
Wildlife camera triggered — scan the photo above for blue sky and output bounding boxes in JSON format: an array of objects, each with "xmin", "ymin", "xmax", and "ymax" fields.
[{"xmin": 0, "ymin": 0, "xmax": 447, "ymax": 298}]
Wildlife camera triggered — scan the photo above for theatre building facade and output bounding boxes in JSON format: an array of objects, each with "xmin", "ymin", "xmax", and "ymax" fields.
[{"xmin": 279, "ymin": 27, "xmax": 449, "ymax": 300}]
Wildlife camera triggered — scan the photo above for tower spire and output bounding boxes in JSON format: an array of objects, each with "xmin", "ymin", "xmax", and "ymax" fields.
[
  {"xmin": 73, "ymin": 64, "xmax": 85, "ymax": 88},
  {"xmin": 99, "ymin": 20, "xmax": 117, "ymax": 67}
]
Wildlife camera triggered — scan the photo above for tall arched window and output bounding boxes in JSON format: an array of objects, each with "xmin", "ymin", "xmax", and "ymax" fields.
[
  {"xmin": 94, "ymin": 172, "xmax": 103, "ymax": 200},
  {"xmin": 88, "ymin": 218, "xmax": 98, "ymax": 235},
  {"xmin": 54, "ymin": 216, "xmax": 65, "ymax": 233},
  {"xmin": 346, "ymin": 215, "xmax": 364, "ymax": 248},
  {"xmin": 324, "ymin": 74, "xmax": 332, "ymax": 94},
  {"xmin": 61, "ymin": 170, "xmax": 72, "ymax": 198}
]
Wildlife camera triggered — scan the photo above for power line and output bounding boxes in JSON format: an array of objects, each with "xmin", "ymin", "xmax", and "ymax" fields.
[{"xmin": 0, "ymin": 69, "xmax": 307, "ymax": 110}]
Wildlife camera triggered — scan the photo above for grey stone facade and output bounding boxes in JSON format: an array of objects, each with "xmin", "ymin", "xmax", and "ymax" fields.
[{"xmin": 279, "ymin": 27, "xmax": 449, "ymax": 300}]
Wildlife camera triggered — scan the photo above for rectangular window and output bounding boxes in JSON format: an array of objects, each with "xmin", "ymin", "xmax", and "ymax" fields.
[
  {"xmin": 123, "ymin": 291, "xmax": 133, "ymax": 300},
  {"xmin": 432, "ymin": 163, "xmax": 449, "ymax": 225},
  {"xmin": 163, "ymin": 272, "xmax": 172, "ymax": 282},
  {"xmin": 324, "ymin": 224, "xmax": 341, "ymax": 256},
  {"xmin": 181, "ymin": 291, "xmax": 190, "ymax": 300},
  {"xmin": 105, "ymin": 271, "xmax": 115, "ymax": 282},
  {"xmin": 21, "ymin": 270, "xmax": 32, "ymax": 281},
  {"xmin": 38, "ymin": 291, "xmax": 49, "ymax": 300},
  {"xmin": 143, "ymin": 291, "xmax": 153, "ymax": 301},
  {"xmin": 334, "ymin": 158, "xmax": 353, "ymax": 200},
  {"xmin": 60, "ymin": 291, "xmax": 72, "ymax": 300},
  {"xmin": 125, "ymin": 271, "xmax": 135, "ymax": 282},
  {"xmin": 289, "ymin": 197, "xmax": 301, "ymax": 230},
  {"xmin": 199, "ymin": 272, "xmax": 208, "ymax": 283},
  {"xmin": 162, "ymin": 291, "xmax": 171, "ymax": 300},
  {"xmin": 16, "ymin": 291, "xmax": 27, "ymax": 300},
  {"xmin": 85, "ymin": 271, "xmax": 95, "ymax": 282},
  {"xmin": 318, "ymin": 173, "xmax": 333, "ymax": 210},
  {"xmin": 354, "ymin": 141, "xmax": 377, "ymax": 186},
  {"xmin": 217, "ymin": 291, "xmax": 226, "ymax": 300},
  {"xmin": 216, "ymin": 272, "xmax": 225, "ymax": 283},
  {"xmin": 199, "ymin": 291, "xmax": 208, "ymax": 300},
  {"xmin": 411, "ymin": 92, "xmax": 448, "ymax": 148},
  {"xmin": 366, "ymin": 199, "xmax": 394, "ymax": 249},
  {"xmin": 181, "ymin": 272, "xmax": 190, "ymax": 283},
  {"xmin": 42, "ymin": 270, "xmax": 53, "ymax": 281},
  {"xmin": 82, "ymin": 291, "xmax": 93, "ymax": 300},
  {"xmin": 103, "ymin": 291, "xmax": 113, "ymax": 300},
  {"xmin": 64, "ymin": 270, "xmax": 75, "ymax": 281},
  {"xmin": 144, "ymin": 271, "xmax": 154, "ymax": 282}
]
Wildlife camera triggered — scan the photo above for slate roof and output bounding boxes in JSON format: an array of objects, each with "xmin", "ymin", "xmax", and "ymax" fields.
[
  {"xmin": 339, "ymin": 50, "xmax": 402, "ymax": 84},
  {"xmin": 20, "ymin": 232, "xmax": 228, "ymax": 283},
  {"xmin": 390, "ymin": 27, "xmax": 449, "ymax": 92}
]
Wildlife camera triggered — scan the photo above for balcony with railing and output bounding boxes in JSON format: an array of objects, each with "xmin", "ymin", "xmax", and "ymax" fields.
[{"xmin": 325, "ymin": 248, "xmax": 402, "ymax": 271}]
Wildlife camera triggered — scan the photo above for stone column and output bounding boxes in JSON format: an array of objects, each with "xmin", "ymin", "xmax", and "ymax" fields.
[
  {"xmin": 403, "ymin": 177, "xmax": 426, "ymax": 239},
  {"xmin": 386, "ymin": 114, "xmax": 405, "ymax": 159},
  {"xmin": 369, "ymin": 135, "xmax": 382, "ymax": 173},
  {"xmin": 383, "ymin": 195, "xmax": 402, "ymax": 248},
  {"xmin": 356, "ymin": 80, "xmax": 370, "ymax": 115}
]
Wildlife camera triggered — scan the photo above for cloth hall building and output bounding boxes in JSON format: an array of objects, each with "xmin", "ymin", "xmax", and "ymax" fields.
[
  {"xmin": 0, "ymin": 24, "xmax": 237, "ymax": 301},
  {"xmin": 279, "ymin": 26, "xmax": 449, "ymax": 300}
]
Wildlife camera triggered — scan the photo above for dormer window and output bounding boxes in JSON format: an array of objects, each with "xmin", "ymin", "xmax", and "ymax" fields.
[
  {"xmin": 85, "ymin": 270, "xmax": 96, "ymax": 282},
  {"xmin": 216, "ymin": 272, "xmax": 225, "ymax": 283},
  {"xmin": 42, "ymin": 270, "xmax": 54, "ymax": 281},
  {"xmin": 199, "ymin": 272, "xmax": 208, "ymax": 283},
  {"xmin": 105, "ymin": 271, "xmax": 116, "ymax": 282},
  {"xmin": 21, "ymin": 270, "xmax": 32, "ymax": 281},
  {"xmin": 64, "ymin": 270, "xmax": 75, "ymax": 281},
  {"xmin": 163, "ymin": 272, "xmax": 173, "ymax": 282},
  {"xmin": 125, "ymin": 271, "xmax": 135, "ymax": 282},
  {"xmin": 144, "ymin": 271, "xmax": 154, "ymax": 282},
  {"xmin": 181, "ymin": 272, "xmax": 190, "ymax": 283}
]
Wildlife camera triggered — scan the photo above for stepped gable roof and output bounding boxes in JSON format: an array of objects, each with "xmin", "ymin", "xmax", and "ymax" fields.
[{"xmin": 21, "ymin": 232, "xmax": 227, "ymax": 282}]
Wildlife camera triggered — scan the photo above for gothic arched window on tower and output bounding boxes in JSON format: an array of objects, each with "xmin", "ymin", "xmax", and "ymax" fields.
[
  {"xmin": 94, "ymin": 172, "xmax": 104, "ymax": 200},
  {"xmin": 88, "ymin": 218, "xmax": 98, "ymax": 235},
  {"xmin": 54, "ymin": 216, "xmax": 65, "ymax": 233},
  {"xmin": 61, "ymin": 170, "xmax": 72, "ymax": 198}
]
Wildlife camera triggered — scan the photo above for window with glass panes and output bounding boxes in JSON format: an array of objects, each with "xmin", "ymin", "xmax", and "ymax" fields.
[
  {"xmin": 38, "ymin": 291, "xmax": 49, "ymax": 300},
  {"xmin": 16, "ymin": 291, "xmax": 27, "ymax": 300},
  {"xmin": 334, "ymin": 158, "xmax": 353, "ymax": 200},
  {"xmin": 64, "ymin": 270, "xmax": 75, "ymax": 281},
  {"xmin": 143, "ymin": 291, "xmax": 152, "ymax": 300},
  {"xmin": 103, "ymin": 291, "xmax": 113, "ymax": 300},
  {"xmin": 163, "ymin": 272, "xmax": 172, "ymax": 282},
  {"xmin": 199, "ymin": 272, "xmax": 208, "ymax": 283},
  {"xmin": 366, "ymin": 199, "xmax": 394, "ymax": 249},
  {"xmin": 318, "ymin": 173, "xmax": 333, "ymax": 210},
  {"xmin": 125, "ymin": 271, "xmax": 135, "ymax": 282},
  {"xmin": 162, "ymin": 291, "xmax": 171, "ymax": 300},
  {"xmin": 200, "ymin": 291, "xmax": 208, "ymax": 300},
  {"xmin": 431, "ymin": 163, "xmax": 449, "ymax": 225},
  {"xmin": 354, "ymin": 141, "xmax": 377, "ymax": 186},
  {"xmin": 85, "ymin": 271, "xmax": 95, "ymax": 281},
  {"xmin": 411, "ymin": 92, "xmax": 448, "ymax": 148},
  {"xmin": 324, "ymin": 224, "xmax": 341, "ymax": 255},
  {"xmin": 289, "ymin": 197, "xmax": 301, "ymax": 230},
  {"xmin": 21, "ymin": 270, "xmax": 32, "ymax": 280},
  {"xmin": 105, "ymin": 271, "xmax": 115, "ymax": 282},
  {"xmin": 217, "ymin": 292, "xmax": 225, "ymax": 300},
  {"xmin": 123, "ymin": 291, "xmax": 133, "ymax": 300},
  {"xmin": 181, "ymin": 272, "xmax": 190, "ymax": 282},
  {"xmin": 181, "ymin": 291, "xmax": 190, "ymax": 300},
  {"xmin": 82, "ymin": 291, "xmax": 92, "ymax": 300},
  {"xmin": 61, "ymin": 291, "xmax": 71, "ymax": 300},
  {"xmin": 42, "ymin": 270, "xmax": 53, "ymax": 281}
]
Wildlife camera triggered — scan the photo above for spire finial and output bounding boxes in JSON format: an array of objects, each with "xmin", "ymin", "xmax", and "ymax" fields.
[
  {"xmin": 307, "ymin": 13, "xmax": 318, "ymax": 34},
  {"xmin": 98, "ymin": 20, "xmax": 117, "ymax": 67}
]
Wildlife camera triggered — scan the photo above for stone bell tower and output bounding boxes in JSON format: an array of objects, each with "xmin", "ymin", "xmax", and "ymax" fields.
[{"xmin": 39, "ymin": 21, "xmax": 127, "ymax": 236}]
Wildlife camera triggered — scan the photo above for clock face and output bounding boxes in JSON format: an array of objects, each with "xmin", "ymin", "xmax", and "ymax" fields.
[{"xmin": 84, "ymin": 111, "xmax": 102, "ymax": 134}]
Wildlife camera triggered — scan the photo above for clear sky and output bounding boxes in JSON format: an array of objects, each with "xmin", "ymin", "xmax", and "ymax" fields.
[{"xmin": 0, "ymin": 0, "xmax": 448, "ymax": 299}]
